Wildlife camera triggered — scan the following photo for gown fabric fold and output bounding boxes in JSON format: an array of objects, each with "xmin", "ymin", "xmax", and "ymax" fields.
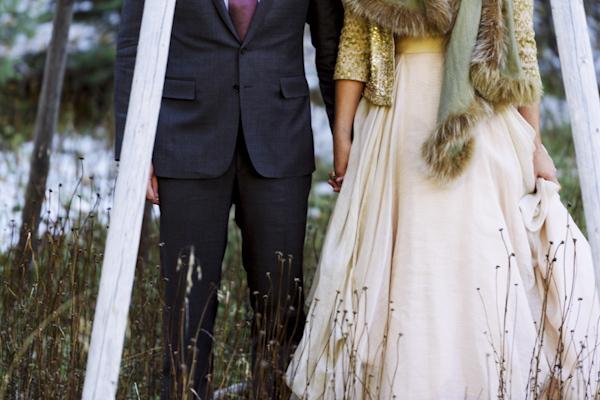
[{"xmin": 286, "ymin": 38, "xmax": 600, "ymax": 400}]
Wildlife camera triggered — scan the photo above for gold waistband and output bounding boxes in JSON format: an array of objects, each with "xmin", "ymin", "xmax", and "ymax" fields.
[{"xmin": 395, "ymin": 37, "xmax": 444, "ymax": 54}]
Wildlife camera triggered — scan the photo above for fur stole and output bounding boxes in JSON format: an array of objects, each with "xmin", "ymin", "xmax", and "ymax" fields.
[
  {"xmin": 343, "ymin": 0, "xmax": 459, "ymax": 38},
  {"xmin": 343, "ymin": 0, "xmax": 543, "ymax": 183}
]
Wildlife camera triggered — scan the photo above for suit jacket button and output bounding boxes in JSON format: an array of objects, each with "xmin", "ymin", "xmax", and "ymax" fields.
[
  {"xmin": 233, "ymin": 85, "xmax": 240, "ymax": 92},
  {"xmin": 240, "ymin": 48, "xmax": 247, "ymax": 55}
]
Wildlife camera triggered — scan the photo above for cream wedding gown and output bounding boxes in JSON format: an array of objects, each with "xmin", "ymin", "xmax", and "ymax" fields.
[{"xmin": 286, "ymin": 37, "xmax": 600, "ymax": 399}]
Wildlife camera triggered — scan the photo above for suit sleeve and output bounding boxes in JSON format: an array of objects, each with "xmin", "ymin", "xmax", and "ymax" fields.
[
  {"xmin": 306, "ymin": 0, "xmax": 344, "ymax": 130},
  {"xmin": 113, "ymin": 0, "xmax": 145, "ymax": 161}
]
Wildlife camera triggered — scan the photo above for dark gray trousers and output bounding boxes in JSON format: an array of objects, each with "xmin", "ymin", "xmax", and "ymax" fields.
[{"xmin": 158, "ymin": 134, "xmax": 310, "ymax": 399}]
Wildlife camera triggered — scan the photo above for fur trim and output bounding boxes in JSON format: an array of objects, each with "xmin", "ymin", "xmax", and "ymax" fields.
[
  {"xmin": 421, "ymin": 97, "xmax": 494, "ymax": 184},
  {"xmin": 342, "ymin": 0, "xmax": 456, "ymax": 37},
  {"xmin": 471, "ymin": 0, "xmax": 505, "ymax": 71},
  {"xmin": 471, "ymin": 67, "xmax": 543, "ymax": 106},
  {"xmin": 470, "ymin": 0, "xmax": 542, "ymax": 106}
]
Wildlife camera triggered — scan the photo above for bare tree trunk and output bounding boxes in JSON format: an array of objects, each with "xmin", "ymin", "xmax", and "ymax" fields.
[{"xmin": 17, "ymin": 0, "xmax": 75, "ymax": 261}]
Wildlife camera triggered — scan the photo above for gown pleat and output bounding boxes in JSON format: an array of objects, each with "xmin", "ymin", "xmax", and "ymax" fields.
[{"xmin": 286, "ymin": 39, "xmax": 600, "ymax": 400}]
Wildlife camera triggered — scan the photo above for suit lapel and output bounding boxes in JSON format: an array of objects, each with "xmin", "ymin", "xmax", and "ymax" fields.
[
  {"xmin": 211, "ymin": 0, "xmax": 241, "ymax": 42},
  {"xmin": 242, "ymin": 0, "xmax": 275, "ymax": 46}
]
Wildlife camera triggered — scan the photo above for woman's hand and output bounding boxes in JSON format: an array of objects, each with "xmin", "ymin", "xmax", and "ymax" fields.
[
  {"xmin": 517, "ymin": 103, "xmax": 560, "ymax": 189},
  {"xmin": 147, "ymin": 161, "xmax": 160, "ymax": 205},
  {"xmin": 533, "ymin": 146, "xmax": 559, "ymax": 187}
]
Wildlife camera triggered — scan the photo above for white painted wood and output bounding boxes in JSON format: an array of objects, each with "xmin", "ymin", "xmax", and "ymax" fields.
[
  {"xmin": 549, "ymin": 0, "xmax": 600, "ymax": 290},
  {"xmin": 82, "ymin": 0, "xmax": 176, "ymax": 398}
]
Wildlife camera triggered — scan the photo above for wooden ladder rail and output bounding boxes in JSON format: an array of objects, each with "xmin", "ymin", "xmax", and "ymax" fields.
[
  {"xmin": 550, "ymin": 0, "xmax": 600, "ymax": 296},
  {"xmin": 81, "ymin": 0, "xmax": 177, "ymax": 398}
]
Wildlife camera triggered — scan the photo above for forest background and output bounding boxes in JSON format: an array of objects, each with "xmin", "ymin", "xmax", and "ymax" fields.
[{"xmin": 0, "ymin": 0, "xmax": 599, "ymax": 398}]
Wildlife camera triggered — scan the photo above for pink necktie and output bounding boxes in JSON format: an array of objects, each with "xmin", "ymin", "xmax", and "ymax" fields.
[{"xmin": 229, "ymin": 0, "xmax": 258, "ymax": 42}]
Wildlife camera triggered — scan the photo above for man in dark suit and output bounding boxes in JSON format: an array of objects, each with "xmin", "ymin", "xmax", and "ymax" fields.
[{"xmin": 114, "ymin": 0, "xmax": 342, "ymax": 398}]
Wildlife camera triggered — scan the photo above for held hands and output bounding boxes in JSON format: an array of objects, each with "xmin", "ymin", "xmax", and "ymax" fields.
[
  {"xmin": 328, "ymin": 171, "xmax": 344, "ymax": 192},
  {"xmin": 147, "ymin": 162, "xmax": 160, "ymax": 205},
  {"xmin": 328, "ymin": 134, "xmax": 352, "ymax": 192}
]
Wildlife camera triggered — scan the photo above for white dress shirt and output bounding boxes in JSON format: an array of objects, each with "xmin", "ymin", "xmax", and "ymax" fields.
[{"xmin": 223, "ymin": 0, "xmax": 260, "ymax": 10}]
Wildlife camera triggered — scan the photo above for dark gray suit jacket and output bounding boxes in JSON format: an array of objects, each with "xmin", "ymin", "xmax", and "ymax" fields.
[{"xmin": 114, "ymin": 0, "xmax": 343, "ymax": 179}]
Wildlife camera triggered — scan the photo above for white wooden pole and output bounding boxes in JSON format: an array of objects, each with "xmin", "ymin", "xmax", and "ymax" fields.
[
  {"xmin": 549, "ymin": 0, "xmax": 600, "ymax": 289},
  {"xmin": 82, "ymin": 0, "xmax": 176, "ymax": 397}
]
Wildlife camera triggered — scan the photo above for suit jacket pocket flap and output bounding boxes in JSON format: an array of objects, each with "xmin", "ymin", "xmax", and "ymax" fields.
[
  {"xmin": 280, "ymin": 76, "xmax": 309, "ymax": 99},
  {"xmin": 162, "ymin": 78, "xmax": 196, "ymax": 100}
]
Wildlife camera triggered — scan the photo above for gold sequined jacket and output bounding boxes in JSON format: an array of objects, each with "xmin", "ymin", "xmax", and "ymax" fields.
[{"xmin": 334, "ymin": 0, "xmax": 542, "ymax": 107}]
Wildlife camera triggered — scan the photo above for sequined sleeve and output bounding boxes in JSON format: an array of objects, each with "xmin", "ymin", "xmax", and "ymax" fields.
[
  {"xmin": 334, "ymin": 9, "xmax": 371, "ymax": 82},
  {"xmin": 513, "ymin": 0, "xmax": 542, "ymax": 85}
]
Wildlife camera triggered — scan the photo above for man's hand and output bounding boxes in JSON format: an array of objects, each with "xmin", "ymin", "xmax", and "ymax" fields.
[{"xmin": 147, "ymin": 162, "xmax": 160, "ymax": 205}]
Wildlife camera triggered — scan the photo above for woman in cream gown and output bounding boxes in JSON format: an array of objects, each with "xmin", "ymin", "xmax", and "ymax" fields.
[{"xmin": 286, "ymin": 0, "xmax": 600, "ymax": 399}]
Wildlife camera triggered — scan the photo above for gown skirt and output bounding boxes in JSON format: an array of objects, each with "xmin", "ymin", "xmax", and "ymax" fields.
[{"xmin": 285, "ymin": 37, "xmax": 600, "ymax": 399}]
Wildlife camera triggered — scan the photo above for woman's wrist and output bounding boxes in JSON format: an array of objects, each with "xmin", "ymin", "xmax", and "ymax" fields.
[
  {"xmin": 532, "ymin": 144, "xmax": 559, "ymax": 187},
  {"xmin": 333, "ymin": 134, "xmax": 351, "ymax": 171}
]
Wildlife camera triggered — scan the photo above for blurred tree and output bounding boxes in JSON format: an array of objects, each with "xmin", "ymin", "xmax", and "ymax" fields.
[
  {"xmin": 17, "ymin": 0, "xmax": 75, "ymax": 261},
  {"xmin": 36, "ymin": 0, "xmax": 123, "ymax": 33},
  {"xmin": 535, "ymin": 0, "xmax": 600, "ymax": 96},
  {"xmin": 0, "ymin": 0, "xmax": 44, "ymax": 85},
  {"xmin": 0, "ymin": 0, "xmax": 123, "ymax": 144}
]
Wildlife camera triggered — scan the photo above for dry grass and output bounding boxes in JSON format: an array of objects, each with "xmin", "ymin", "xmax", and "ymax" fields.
[
  {"xmin": 0, "ymin": 167, "xmax": 335, "ymax": 399},
  {"xmin": 0, "ymin": 192, "xmax": 164, "ymax": 398},
  {"xmin": 0, "ymin": 147, "xmax": 592, "ymax": 399}
]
